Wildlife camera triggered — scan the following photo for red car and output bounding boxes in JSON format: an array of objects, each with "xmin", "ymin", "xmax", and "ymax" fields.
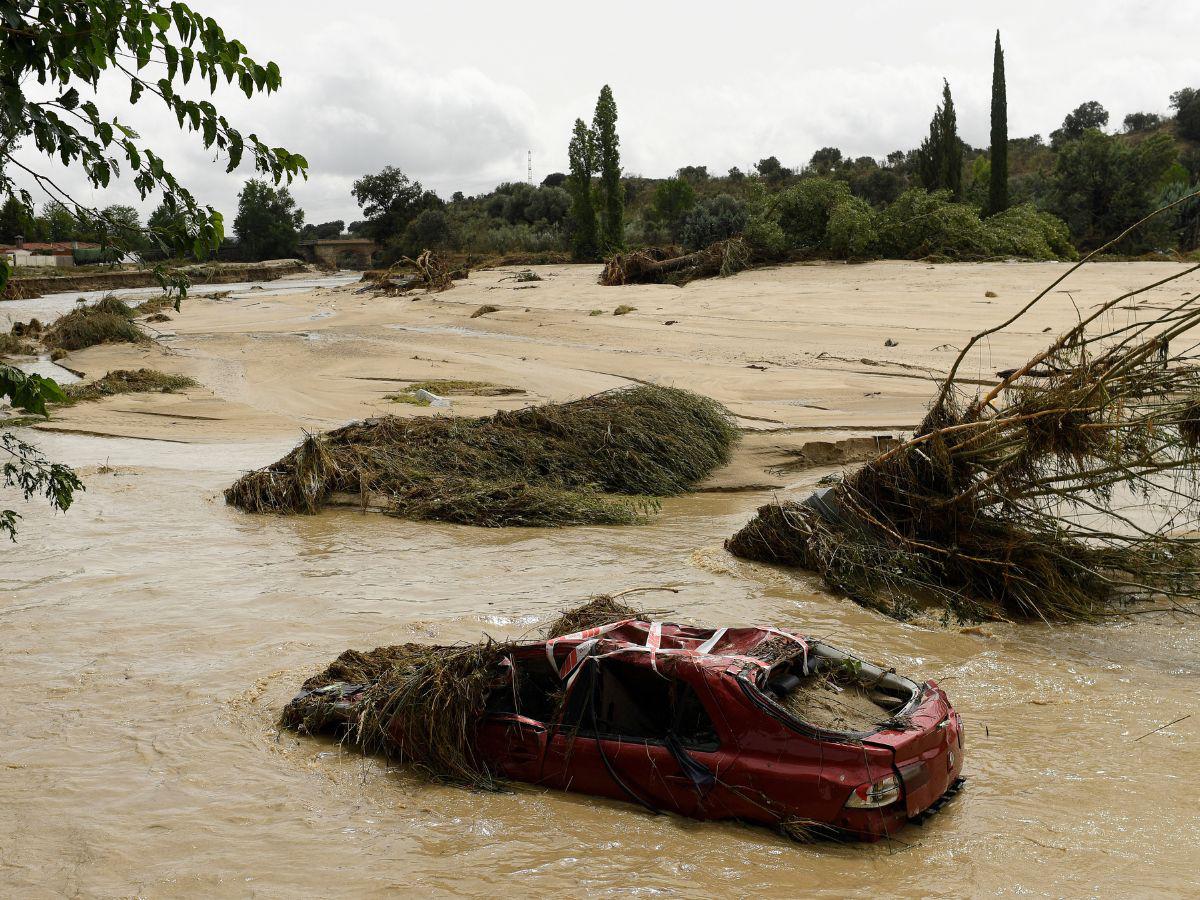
[{"xmin": 292, "ymin": 616, "xmax": 964, "ymax": 841}]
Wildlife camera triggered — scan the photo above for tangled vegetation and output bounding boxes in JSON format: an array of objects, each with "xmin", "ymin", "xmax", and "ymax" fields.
[
  {"xmin": 280, "ymin": 594, "xmax": 653, "ymax": 789},
  {"xmin": 226, "ymin": 386, "xmax": 738, "ymax": 527},
  {"xmin": 727, "ymin": 226, "xmax": 1200, "ymax": 623},
  {"xmin": 43, "ymin": 296, "xmax": 147, "ymax": 352}
]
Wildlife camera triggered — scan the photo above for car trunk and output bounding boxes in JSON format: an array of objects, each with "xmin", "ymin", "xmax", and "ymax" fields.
[{"xmin": 864, "ymin": 683, "xmax": 963, "ymax": 816}]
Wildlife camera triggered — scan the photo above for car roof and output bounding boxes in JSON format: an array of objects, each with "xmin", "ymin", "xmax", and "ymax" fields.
[{"xmin": 516, "ymin": 619, "xmax": 810, "ymax": 676}]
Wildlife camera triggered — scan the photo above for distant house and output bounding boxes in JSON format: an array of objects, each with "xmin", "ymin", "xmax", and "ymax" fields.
[{"xmin": 0, "ymin": 237, "xmax": 105, "ymax": 268}]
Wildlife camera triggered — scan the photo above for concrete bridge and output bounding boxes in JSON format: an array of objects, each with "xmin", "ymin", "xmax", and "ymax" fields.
[{"xmin": 298, "ymin": 238, "xmax": 378, "ymax": 269}]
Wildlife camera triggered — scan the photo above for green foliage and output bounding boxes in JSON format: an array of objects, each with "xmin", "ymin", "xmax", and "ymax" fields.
[
  {"xmin": 567, "ymin": 118, "xmax": 598, "ymax": 261},
  {"xmin": 351, "ymin": 167, "xmax": 442, "ymax": 246},
  {"xmin": 876, "ymin": 189, "xmax": 993, "ymax": 259},
  {"xmin": 0, "ymin": 366, "xmax": 67, "ymax": 417},
  {"xmin": 299, "ymin": 220, "xmax": 345, "ymax": 240},
  {"xmin": 1124, "ymin": 112, "xmax": 1165, "ymax": 133},
  {"xmin": 984, "ymin": 204, "xmax": 1077, "ymax": 260},
  {"xmin": 232, "ymin": 180, "xmax": 302, "ymax": 260},
  {"xmin": 0, "ymin": 368, "xmax": 82, "ymax": 541},
  {"xmin": 742, "ymin": 216, "xmax": 788, "ymax": 259},
  {"xmin": 807, "ymin": 147, "xmax": 844, "ymax": 176},
  {"xmin": 593, "ymin": 85, "xmax": 624, "ymax": 251},
  {"xmin": 676, "ymin": 165, "xmax": 709, "ymax": 182},
  {"xmin": 1172, "ymin": 88, "xmax": 1200, "ymax": 142},
  {"xmin": 1049, "ymin": 130, "xmax": 1178, "ymax": 249},
  {"xmin": 917, "ymin": 80, "xmax": 963, "ymax": 199},
  {"xmin": 774, "ymin": 178, "xmax": 852, "ymax": 249},
  {"xmin": 399, "ymin": 209, "xmax": 453, "ymax": 257},
  {"xmin": 649, "ymin": 178, "xmax": 696, "ymax": 239},
  {"xmin": 0, "ymin": 1, "xmax": 305, "ymax": 263},
  {"xmin": 679, "ymin": 194, "xmax": 747, "ymax": 251},
  {"xmin": 826, "ymin": 196, "xmax": 877, "ymax": 258},
  {"xmin": 0, "ymin": 195, "xmax": 33, "ymax": 242},
  {"xmin": 989, "ymin": 31, "xmax": 1009, "ymax": 215},
  {"xmin": 1159, "ymin": 180, "xmax": 1200, "ymax": 251},
  {"xmin": 755, "ymin": 156, "xmax": 787, "ymax": 184},
  {"xmin": 1051, "ymin": 101, "xmax": 1109, "ymax": 148}
]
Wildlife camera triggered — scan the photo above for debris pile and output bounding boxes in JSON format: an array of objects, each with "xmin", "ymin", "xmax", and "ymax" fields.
[
  {"xmin": 280, "ymin": 594, "xmax": 650, "ymax": 789},
  {"xmin": 728, "ymin": 251, "xmax": 1200, "ymax": 622},
  {"xmin": 226, "ymin": 386, "xmax": 738, "ymax": 527},
  {"xmin": 360, "ymin": 250, "xmax": 463, "ymax": 295},
  {"xmin": 600, "ymin": 237, "xmax": 751, "ymax": 286},
  {"xmin": 43, "ymin": 295, "xmax": 146, "ymax": 351}
]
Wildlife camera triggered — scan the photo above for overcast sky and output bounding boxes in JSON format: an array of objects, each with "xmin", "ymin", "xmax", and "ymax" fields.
[{"xmin": 11, "ymin": 1, "xmax": 1200, "ymax": 227}]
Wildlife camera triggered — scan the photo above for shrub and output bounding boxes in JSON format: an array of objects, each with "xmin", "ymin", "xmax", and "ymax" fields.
[
  {"xmin": 399, "ymin": 209, "xmax": 453, "ymax": 258},
  {"xmin": 826, "ymin": 196, "xmax": 878, "ymax": 258},
  {"xmin": 984, "ymin": 204, "xmax": 1076, "ymax": 260},
  {"xmin": 774, "ymin": 178, "xmax": 851, "ymax": 249},
  {"xmin": 875, "ymin": 189, "xmax": 993, "ymax": 259},
  {"xmin": 742, "ymin": 216, "xmax": 788, "ymax": 259},
  {"xmin": 678, "ymin": 194, "xmax": 747, "ymax": 251}
]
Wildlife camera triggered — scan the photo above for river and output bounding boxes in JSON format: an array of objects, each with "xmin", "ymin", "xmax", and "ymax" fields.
[{"xmin": 1, "ymin": 262, "xmax": 1197, "ymax": 896}]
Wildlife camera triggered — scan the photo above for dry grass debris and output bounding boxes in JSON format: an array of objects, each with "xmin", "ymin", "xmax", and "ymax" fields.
[
  {"xmin": 226, "ymin": 386, "xmax": 738, "ymax": 527},
  {"xmin": 43, "ymin": 295, "xmax": 146, "ymax": 351}
]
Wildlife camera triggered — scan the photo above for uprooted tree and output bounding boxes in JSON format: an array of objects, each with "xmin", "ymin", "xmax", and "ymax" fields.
[
  {"xmin": 727, "ymin": 196, "xmax": 1200, "ymax": 623},
  {"xmin": 0, "ymin": 1, "xmax": 305, "ymax": 538}
]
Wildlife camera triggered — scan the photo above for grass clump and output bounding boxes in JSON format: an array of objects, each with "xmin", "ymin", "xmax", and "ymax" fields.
[
  {"xmin": 226, "ymin": 385, "xmax": 738, "ymax": 527},
  {"xmin": 44, "ymin": 295, "xmax": 146, "ymax": 351},
  {"xmin": 470, "ymin": 304, "xmax": 501, "ymax": 318},
  {"xmin": 613, "ymin": 304, "xmax": 636, "ymax": 316},
  {"xmin": 64, "ymin": 368, "xmax": 198, "ymax": 403},
  {"xmin": 385, "ymin": 380, "xmax": 523, "ymax": 405},
  {"xmin": 386, "ymin": 392, "xmax": 431, "ymax": 406},
  {"xmin": 588, "ymin": 309, "xmax": 603, "ymax": 316},
  {"xmin": 0, "ymin": 331, "xmax": 38, "ymax": 357}
]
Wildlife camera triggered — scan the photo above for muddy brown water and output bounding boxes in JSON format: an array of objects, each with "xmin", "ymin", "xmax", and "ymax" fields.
[{"xmin": 2, "ymin": 432, "xmax": 1197, "ymax": 897}]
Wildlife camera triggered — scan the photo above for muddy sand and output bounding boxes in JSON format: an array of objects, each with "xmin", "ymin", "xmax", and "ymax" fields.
[{"xmin": 2, "ymin": 261, "xmax": 1197, "ymax": 896}]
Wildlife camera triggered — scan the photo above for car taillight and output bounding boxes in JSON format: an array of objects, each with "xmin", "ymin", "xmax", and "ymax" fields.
[{"xmin": 845, "ymin": 773, "xmax": 902, "ymax": 809}]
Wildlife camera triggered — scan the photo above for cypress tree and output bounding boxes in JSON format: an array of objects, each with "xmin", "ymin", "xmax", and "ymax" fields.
[
  {"xmin": 567, "ymin": 118, "xmax": 598, "ymax": 261},
  {"xmin": 918, "ymin": 79, "xmax": 964, "ymax": 200},
  {"xmin": 592, "ymin": 85, "xmax": 624, "ymax": 251},
  {"xmin": 989, "ymin": 31, "xmax": 1009, "ymax": 215}
]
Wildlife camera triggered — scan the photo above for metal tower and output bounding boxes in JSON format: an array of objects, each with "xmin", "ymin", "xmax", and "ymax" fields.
[{"xmin": 527, "ymin": 150, "xmax": 533, "ymax": 184}]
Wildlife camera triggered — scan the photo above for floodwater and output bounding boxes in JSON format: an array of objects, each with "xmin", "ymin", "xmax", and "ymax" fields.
[
  {"xmin": 0, "ymin": 271, "xmax": 361, "ymax": 326},
  {"xmin": 2, "ymin": 430, "xmax": 1197, "ymax": 898}
]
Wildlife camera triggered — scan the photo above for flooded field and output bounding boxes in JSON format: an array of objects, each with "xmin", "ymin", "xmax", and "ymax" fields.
[{"xmin": 2, "ymin": 261, "xmax": 1197, "ymax": 896}]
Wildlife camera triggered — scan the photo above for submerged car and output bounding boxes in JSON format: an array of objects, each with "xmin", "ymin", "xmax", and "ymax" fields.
[{"xmin": 287, "ymin": 616, "xmax": 965, "ymax": 841}]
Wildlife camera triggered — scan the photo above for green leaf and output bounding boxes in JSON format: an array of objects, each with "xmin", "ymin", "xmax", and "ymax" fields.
[{"xmin": 130, "ymin": 80, "xmax": 144, "ymax": 104}]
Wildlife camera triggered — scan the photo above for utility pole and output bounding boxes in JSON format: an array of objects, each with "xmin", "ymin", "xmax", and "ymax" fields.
[{"xmin": 527, "ymin": 150, "xmax": 533, "ymax": 185}]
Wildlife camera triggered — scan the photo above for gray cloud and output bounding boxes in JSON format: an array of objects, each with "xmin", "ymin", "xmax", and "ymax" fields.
[{"xmin": 9, "ymin": 1, "xmax": 1200, "ymax": 226}]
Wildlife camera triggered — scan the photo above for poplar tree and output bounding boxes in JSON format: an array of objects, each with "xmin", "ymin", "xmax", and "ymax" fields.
[
  {"xmin": 567, "ymin": 118, "xmax": 598, "ymax": 261},
  {"xmin": 592, "ymin": 85, "xmax": 624, "ymax": 251},
  {"xmin": 917, "ymin": 79, "xmax": 964, "ymax": 200},
  {"xmin": 989, "ymin": 31, "xmax": 1009, "ymax": 215}
]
